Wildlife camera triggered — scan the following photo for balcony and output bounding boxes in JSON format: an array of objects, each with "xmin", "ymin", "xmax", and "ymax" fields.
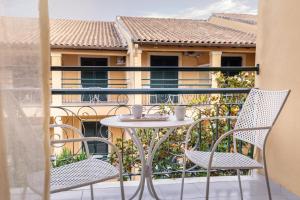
[
  {"xmin": 2, "ymin": 2, "xmax": 300, "ymax": 199},
  {"xmin": 47, "ymin": 65, "xmax": 298, "ymax": 199},
  {"xmin": 50, "ymin": 175, "xmax": 299, "ymax": 200},
  {"xmin": 50, "ymin": 66, "xmax": 257, "ymax": 105}
]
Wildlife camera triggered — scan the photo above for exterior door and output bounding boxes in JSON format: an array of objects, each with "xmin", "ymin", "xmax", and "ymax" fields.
[
  {"xmin": 82, "ymin": 122, "xmax": 108, "ymax": 157},
  {"xmin": 81, "ymin": 57, "xmax": 108, "ymax": 102},
  {"xmin": 150, "ymin": 55, "xmax": 179, "ymax": 103}
]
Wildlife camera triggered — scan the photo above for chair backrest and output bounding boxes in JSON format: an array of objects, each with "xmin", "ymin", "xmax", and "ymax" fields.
[{"xmin": 234, "ymin": 89, "xmax": 290, "ymax": 149}]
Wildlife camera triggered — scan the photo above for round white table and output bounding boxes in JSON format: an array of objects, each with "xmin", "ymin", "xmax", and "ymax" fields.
[{"xmin": 101, "ymin": 116, "xmax": 193, "ymax": 200}]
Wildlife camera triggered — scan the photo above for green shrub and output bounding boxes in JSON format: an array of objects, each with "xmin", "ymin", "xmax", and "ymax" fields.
[{"xmin": 52, "ymin": 148, "xmax": 87, "ymax": 168}]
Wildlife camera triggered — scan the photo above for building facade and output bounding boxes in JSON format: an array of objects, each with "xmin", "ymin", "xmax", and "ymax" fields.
[{"xmin": 50, "ymin": 13, "xmax": 257, "ymax": 156}]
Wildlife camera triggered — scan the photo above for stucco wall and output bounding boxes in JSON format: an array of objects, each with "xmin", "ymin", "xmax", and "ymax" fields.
[{"xmin": 256, "ymin": 0, "xmax": 300, "ymax": 195}]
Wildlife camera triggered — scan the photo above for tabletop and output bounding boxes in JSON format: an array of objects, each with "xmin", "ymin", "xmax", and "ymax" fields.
[{"xmin": 100, "ymin": 115, "xmax": 194, "ymax": 129}]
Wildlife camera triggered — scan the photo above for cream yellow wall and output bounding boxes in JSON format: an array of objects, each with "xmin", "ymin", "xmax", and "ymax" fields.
[
  {"xmin": 50, "ymin": 51, "xmax": 129, "ymax": 157},
  {"xmin": 140, "ymin": 51, "xmax": 211, "ymax": 83},
  {"xmin": 139, "ymin": 49, "xmax": 254, "ymax": 104},
  {"xmin": 181, "ymin": 53, "xmax": 211, "ymax": 102},
  {"xmin": 53, "ymin": 49, "xmax": 255, "ymax": 105},
  {"xmin": 49, "ymin": 116, "xmax": 124, "ymax": 155},
  {"xmin": 60, "ymin": 54, "xmax": 126, "ymax": 103},
  {"xmin": 209, "ymin": 16, "xmax": 257, "ymax": 34},
  {"xmin": 109, "ymin": 56, "xmax": 126, "ymax": 89},
  {"xmin": 62, "ymin": 54, "xmax": 80, "ymax": 86},
  {"xmin": 49, "ymin": 116, "xmax": 82, "ymax": 155},
  {"xmin": 107, "ymin": 56, "xmax": 127, "ymax": 102},
  {"xmin": 256, "ymin": 0, "xmax": 300, "ymax": 195},
  {"xmin": 181, "ymin": 53, "xmax": 210, "ymax": 90},
  {"xmin": 245, "ymin": 53, "xmax": 255, "ymax": 66},
  {"xmin": 140, "ymin": 51, "xmax": 211, "ymax": 104},
  {"xmin": 62, "ymin": 54, "xmax": 126, "ymax": 83}
]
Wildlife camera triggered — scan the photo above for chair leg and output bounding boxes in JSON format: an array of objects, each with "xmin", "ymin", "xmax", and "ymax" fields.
[
  {"xmin": 119, "ymin": 176, "xmax": 125, "ymax": 200},
  {"xmin": 180, "ymin": 155, "xmax": 187, "ymax": 200},
  {"xmin": 90, "ymin": 184, "xmax": 94, "ymax": 200},
  {"xmin": 263, "ymin": 150, "xmax": 272, "ymax": 200},
  {"xmin": 237, "ymin": 169, "xmax": 243, "ymax": 200},
  {"xmin": 205, "ymin": 170, "xmax": 211, "ymax": 200},
  {"xmin": 264, "ymin": 166, "xmax": 272, "ymax": 200}
]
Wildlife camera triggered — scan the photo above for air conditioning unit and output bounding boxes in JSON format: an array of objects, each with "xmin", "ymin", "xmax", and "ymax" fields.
[{"xmin": 116, "ymin": 56, "xmax": 126, "ymax": 65}]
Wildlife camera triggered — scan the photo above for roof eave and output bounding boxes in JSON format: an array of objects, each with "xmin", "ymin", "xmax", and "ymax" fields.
[
  {"xmin": 133, "ymin": 41, "xmax": 256, "ymax": 48},
  {"xmin": 50, "ymin": 45, "xmax": 128, "ymax": 51}
]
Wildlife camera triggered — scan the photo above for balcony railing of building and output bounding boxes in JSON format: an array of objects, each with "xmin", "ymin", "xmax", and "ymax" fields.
[
  {"xmin": 50, "ymin": 65, "xmax": 259, "ymax": 180},
  {"xmin": 51, "ymin": 65, "xmax": 259, "ymax": 105}
]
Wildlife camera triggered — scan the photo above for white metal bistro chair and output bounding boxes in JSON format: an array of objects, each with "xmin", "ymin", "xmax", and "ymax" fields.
[
  {"xmin": 50, "ymin": 124, "xmax": 125, "ymax": 200},
  {"xmin": 180, "ymin": 89, "xmax": 290, "ymax": 200}
]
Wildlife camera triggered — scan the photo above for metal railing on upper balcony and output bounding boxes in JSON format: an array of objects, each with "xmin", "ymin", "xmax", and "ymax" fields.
[
  {"xmin": 50, "ymin": 65, "xmax": 259, "ymax": 105},
  {"xmin": 50, "ymin": 65, "xmax": 259, "ymax": 180}
]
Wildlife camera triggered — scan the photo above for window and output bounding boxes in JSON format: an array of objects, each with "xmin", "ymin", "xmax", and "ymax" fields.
[
  {"xmin": 82, "ymin": 122, "xmax": 108, "ymax": 157},
  {"xmin": 221, "ymin": 56, "xmax": 243, "ymax": 76},
  {"xmin": 80, "ymin": 57, "xmax": 108, "ymax": 102},
  {"xmin": 150, "ymin": 55, "xmax": 179, "ymax": 104}
]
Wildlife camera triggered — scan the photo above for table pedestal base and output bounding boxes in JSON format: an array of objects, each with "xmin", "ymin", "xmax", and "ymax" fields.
[{"xmin": 126, "ymin": 127, "xmax": 175, "ymax": 200}]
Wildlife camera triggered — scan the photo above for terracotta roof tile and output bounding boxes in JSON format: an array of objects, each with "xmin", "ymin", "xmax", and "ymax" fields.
[
  {"xmin": 1, "ymin": 16, "xmax": 256, "ymax": 49},
  {"xmin": 50, "ymin": 19, "xmax": 127, "ymax": 50},
  {"xmin": 118, "ymin": 16, "xmax": 256, "ymax": 47},
  {"xmin": 212, "ymin": 13, "xmax": 257, "ymax": 25}
]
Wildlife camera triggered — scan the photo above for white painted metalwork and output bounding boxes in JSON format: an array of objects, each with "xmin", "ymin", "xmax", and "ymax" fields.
[
  {"xmin": 185, "ymin": 151, "xmax": 263, "ymax": 169},
  {"xmin": 101, "ymin": 116, "xmax": 193, "ymax": 200},
  {"xmin": 181, "ymin": 89, "xmax": 290, "ymax": 200},
  {"xmin": 49, "ymin": 124, "xmax": 125, "ymax": 200}
]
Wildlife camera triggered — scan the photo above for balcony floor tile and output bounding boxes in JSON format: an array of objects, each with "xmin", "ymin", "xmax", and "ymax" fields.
[{"xmin": 50, "ymin": 175, "xmax": 300, "ymax": 200}]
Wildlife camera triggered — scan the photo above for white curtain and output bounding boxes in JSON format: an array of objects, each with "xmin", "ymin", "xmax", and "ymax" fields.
[{"xmin": 0, "ymin": 0, "xmax": 50, "ymax": 199}]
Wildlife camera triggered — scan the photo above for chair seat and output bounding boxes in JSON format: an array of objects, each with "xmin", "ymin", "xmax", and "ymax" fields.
[
  {"xmin": 51, "ymin": 158, "xmax": 119, "ymax": 193},
  {"xmin": 185, "ymin": 150, "xmax": 263, "ymax": 170}
]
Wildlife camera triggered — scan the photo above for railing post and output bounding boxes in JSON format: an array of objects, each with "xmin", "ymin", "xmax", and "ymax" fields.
[{"xmin": 51, "ymin": 53, "xmax": 63, "ymax": 106}]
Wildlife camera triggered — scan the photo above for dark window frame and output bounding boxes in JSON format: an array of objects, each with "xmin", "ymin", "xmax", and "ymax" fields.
[
  {"xmin": 150, "ymin": 55, "xmax": 179, "ymax": 104},
  {"xmin": 80, "ymin": 57, "xmax": 109, "ymax": 102},
  {"xmin": 221, "ymin": 56, "xmax": 243, "ymax": 76},
  {"xmin": 82, "ymin": 121, "xmax": 108, "ymax": 157}
]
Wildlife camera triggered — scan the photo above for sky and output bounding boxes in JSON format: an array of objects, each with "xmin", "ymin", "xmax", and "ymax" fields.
[{"xmin": 48, "ymin": 0, "xmax": 258, "ymax": 21}]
